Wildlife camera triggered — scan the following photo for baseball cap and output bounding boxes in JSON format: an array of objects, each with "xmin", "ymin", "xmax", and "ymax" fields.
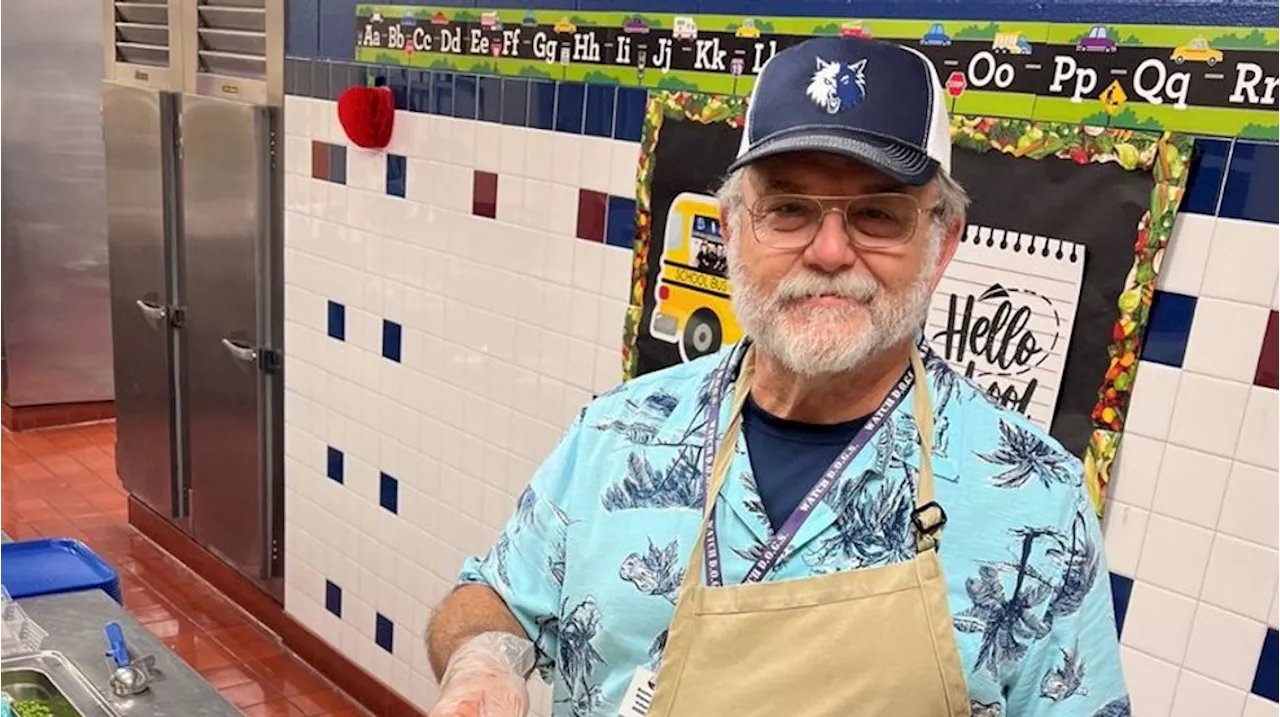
[{"xmin": 729, "ymin": 36, "xmax": 951, "ymax": 186}]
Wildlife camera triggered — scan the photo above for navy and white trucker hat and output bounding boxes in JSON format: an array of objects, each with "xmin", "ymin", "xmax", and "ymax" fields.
[{"xmin": 729, "ymin": 36, "xmax": 951, "ymax": 186}]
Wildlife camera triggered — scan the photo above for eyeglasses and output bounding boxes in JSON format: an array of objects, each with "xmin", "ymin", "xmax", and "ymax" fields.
[{"xmin": 747, "ymin": 193, "xmax": 938, "ymax": 251}]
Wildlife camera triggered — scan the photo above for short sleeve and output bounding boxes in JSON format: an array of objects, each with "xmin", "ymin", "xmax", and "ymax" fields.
[
  {"xmin": 457, "ymin": 412, "xmax": 585, "ymax": 679},
  {"xmin": 1003, "ymin": 481, "xmax": 1130, "ymax": 716}
]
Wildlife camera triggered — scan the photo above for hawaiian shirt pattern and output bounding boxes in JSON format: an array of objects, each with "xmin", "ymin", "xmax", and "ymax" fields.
[{"xmin": 458, "ymin": 343, "xmax": 1129, "ymax": 717}]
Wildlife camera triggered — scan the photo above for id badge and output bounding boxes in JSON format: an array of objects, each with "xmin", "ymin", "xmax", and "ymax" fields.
[{"xmin": 617, "ymin": 667, "xmax": 658, "ymax": 716}]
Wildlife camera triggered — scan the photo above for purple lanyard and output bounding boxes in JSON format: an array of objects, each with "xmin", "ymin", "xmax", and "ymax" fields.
[{"xmin": 700, "ymin": 346, "xmax": 917, "ymax": 587}]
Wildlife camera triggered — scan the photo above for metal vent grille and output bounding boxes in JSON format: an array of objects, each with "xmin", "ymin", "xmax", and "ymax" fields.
[
  {"xmin": 196, "ymin": 0, "xmax": 267, "ymax": 80},
  {"xmin": 114, "ymin": 0, "xmax": 171, "ymax": 68}
]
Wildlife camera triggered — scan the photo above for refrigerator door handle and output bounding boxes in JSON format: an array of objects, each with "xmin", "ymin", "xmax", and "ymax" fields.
[
  {"xmin": 220, "ymin": 338, "xmax": 259, "ymax": 364},
  {"xmin": 135, "ymin": 299, "xmax": 168, "ymax": 326}
]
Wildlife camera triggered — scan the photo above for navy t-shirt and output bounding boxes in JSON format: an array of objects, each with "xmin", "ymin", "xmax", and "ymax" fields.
[{"xmin": 741, "ymin": 396, "xmax": 870, "ymax": 532}]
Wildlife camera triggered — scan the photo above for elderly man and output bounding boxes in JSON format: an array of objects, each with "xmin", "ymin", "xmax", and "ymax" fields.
[{"xmin": 425, "ymin": 35, "xmax": 1128, "ymax": 717}]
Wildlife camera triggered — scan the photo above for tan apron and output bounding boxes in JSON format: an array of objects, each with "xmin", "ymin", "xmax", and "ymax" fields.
[{"xmin": 645, "ymin": 346, "xmax": 970, "ymax": 717}]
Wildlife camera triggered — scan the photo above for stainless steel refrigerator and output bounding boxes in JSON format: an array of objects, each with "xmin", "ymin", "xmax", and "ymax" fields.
[{"xmin": 103, "ymin": 0, "xmax": 284, "ymax": 598}]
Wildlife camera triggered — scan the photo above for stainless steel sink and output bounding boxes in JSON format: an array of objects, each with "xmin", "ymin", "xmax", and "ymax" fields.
[{"xmin": 2, "ymin": 651, "xmax": 118, "ymax": 717}]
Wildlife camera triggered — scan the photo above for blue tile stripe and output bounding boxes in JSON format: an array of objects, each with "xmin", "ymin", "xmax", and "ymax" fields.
[
  {"xmin": 289, "ymin": 59, "xmax": 650, "ymax": 143},
  {"xmin": 287, "ymin": 58, "xmax": 1278, "ymax": 226}
]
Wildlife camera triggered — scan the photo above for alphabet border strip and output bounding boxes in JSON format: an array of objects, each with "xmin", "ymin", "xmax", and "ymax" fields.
[{"xmin": 353, "ymin": 6, "xmax": 1279, "ymax": 140}]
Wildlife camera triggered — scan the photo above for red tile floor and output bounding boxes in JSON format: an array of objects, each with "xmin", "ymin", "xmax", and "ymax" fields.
[{"xmin": 1, "ymin": 422, "xmax": 371, "ymax": 717}]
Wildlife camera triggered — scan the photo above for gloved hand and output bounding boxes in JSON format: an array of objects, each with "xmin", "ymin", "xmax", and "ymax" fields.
[{"xmin": 429, "ymin": 631, "xmax": 536, "ymax": 717}]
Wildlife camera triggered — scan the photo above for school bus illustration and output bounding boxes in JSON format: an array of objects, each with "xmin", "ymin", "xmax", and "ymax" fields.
[{"xmin": 649, "ymin": 192, "xmax": 743, "ymax": 362}]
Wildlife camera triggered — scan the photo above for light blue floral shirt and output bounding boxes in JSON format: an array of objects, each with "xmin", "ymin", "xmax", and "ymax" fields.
[{"xmin": 458, "ymin": 344, "xmax": 1129, "ymax": 717}]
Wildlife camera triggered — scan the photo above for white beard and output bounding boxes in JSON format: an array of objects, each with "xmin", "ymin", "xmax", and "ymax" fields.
[{"xmin": 726, "ymin": 225, "xmax": 940, "ymax": 378}]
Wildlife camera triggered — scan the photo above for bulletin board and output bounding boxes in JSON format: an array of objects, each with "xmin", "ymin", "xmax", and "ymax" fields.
[{"xmin": 620, "ymin": 91, "xmax": 1193, "ymax": 517}]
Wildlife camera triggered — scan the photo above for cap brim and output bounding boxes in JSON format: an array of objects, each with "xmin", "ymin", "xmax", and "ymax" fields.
[{"xmin": 727, "ymin": 130, "xmax": 939, "ymax": 186}]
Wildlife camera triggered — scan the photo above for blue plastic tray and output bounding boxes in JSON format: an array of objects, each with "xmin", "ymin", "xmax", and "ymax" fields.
[{"xmin": 0, "ymin": 538, "xmax": 121, "ymax": 604}]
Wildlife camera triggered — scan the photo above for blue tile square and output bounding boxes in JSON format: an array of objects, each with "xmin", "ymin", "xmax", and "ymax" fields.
[
  {"xmin": 328, "ymin": 144, "xmax": 347, "ymax": 185},
  {"xmin": 1220, "ymin": 141, "xmax": 1279, "ymax": 224},
  {"xmin": 431, "ymin": 72, "xmax": 455, "ymax": 116},
  {"xmin": 584, "ymin": 84, "xmax": 616, "ymax": 137},
  {"xmin": 478, "ymin": 76, "xmax": 503, "ymax": 123},
  {"xmin": 529, "ymin": 81, "xmax": 556, "ymax": 131},
  {"xmin": 283, "ymin": 60, "xmax": 295, "ymax": 96},
  {"xmin": 1108, "ymin": 572, "xmax": 1132, "ymax": 636},
  {"xmin": 326, "ymin": 445, "xmax": 344, "ymax": 484},
  {"xmin": 501, "ymin": 78, "xmax": 529, "ymax": 126},
  {"xmin": 382, "ymin": 319, "xmax": 402, "ymax": 363},
  {"xmin": 324, "ymin": 580, "xmax": 342, "ymax": 617},
  {"xmin": 386, "ymin": 154, "xmax": 406, "ymax": 198},
  {"xmin": 285, "ymin": 0, "xmax": 319, "ymax": 58},
  {"xmin": 1254, "ymin": 628, "xmax": 1278, "ymax": 701},
  {"xmin": 375, "ymin": 613, "xmax": 394, "ymax": 653},
  {"xmin": 325, "ymin": 62, "xmax": 347, "ymax": 100},
  {"xmin": 317, "ymin": 0, "xmax": 355, "ymax": 61},
  {"xmin": 555, "ymin": 82, "xmax": 586, "ymax": 134},
  {"xmin": 327, "ymin": 300, "xmax": 346, "ymax": 340},
  {"xmin": 379, "ymin": 472, "xmax": 399, "ymax": 514},
  {"xmin": 347, "ymin": 63, "xmax": 368, "ymax": 94},
  {"xmin": 409, "ymin": 70, "xmax": 432, "ymax": 113},
  {"xmin": 453, "ymin": 74, "xmax": 478, "ymax": 120},
  {"xmin": 1181, "ymin": 137, "xmax": 1230, "ymax": 216},
  {"xmin": 310, "ymin": 61, "xmax": 331, "ymax": 101},
  {"xmin": 606, "ymin": 196, "xmax": 637, "ymax": 250},
  {"xmin": 614, "ymin": 87, "xmax": 648, "ymax": 142},
  {"xmin": 385, "ymin": 67, "xmax": 409, "ymax": 111},
  {"xmin": 291, "ymin": 58, "xmax": 313, "ymax": 97},
  {"xmin": 1140, "ymin": 290, "xmax": 1197, "ymax": 368}
]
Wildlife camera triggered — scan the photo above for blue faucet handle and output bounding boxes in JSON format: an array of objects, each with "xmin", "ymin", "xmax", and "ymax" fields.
[{"xmin": 104, "ymin": 621, "xmax": 130, "ymax": 669}]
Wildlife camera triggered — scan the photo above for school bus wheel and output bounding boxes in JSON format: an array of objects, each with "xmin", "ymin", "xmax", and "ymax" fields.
[{"xmin": 681, "ymin": 308, "xmax": 722, "ymax": 361}]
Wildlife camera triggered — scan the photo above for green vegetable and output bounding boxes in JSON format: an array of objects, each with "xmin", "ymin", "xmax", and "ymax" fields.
[{"xmin": 12, "ymin": 699, "xmax": 53, "ymax": 717}]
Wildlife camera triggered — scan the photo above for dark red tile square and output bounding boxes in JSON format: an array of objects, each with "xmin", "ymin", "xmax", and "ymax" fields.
[
  {"xmin": 577, "ymin": 189, "xmax": 607, "ymax": 242},
  {"xmin": 1256, "ymin": 310, "xmax": 1278, "ymax": 389},
  {"xmin": 310, "ymin": 141, "xmax": 330, "ymax": 181},
  {"xmin": 472, "ymin": 170, "xmax": 498, "ymax": 218}
]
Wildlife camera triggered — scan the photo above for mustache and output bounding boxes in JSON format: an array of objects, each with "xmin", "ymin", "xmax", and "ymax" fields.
[{"xmin": 772, "ymin": 270, "xmax": 879, "ymax": 304}]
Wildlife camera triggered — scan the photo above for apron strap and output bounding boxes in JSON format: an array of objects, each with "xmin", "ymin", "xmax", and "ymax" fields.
[
  {"xmin": 676, "ymin": 346, "xmax": 756, "ymax": 597},
  {"xmin": 908, "ymin": 347, "xmax": 945, "ymax": 553}
]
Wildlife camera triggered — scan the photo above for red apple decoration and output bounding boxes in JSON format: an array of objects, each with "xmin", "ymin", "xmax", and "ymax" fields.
[{"xmin": 337, "ymin": 82, "xmax": 395, "ymax": 150}]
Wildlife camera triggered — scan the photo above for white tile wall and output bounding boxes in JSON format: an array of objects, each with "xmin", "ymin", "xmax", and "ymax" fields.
[
  {"xmin": 1109, "ymin": 190, "xmax": 1278, "ymax": 714},
  {"xmin": 282, "ymin": 95, "xmax": 1280, "ymax": 717},
  {"xmin": 282, "ymin": 97, "xmax": 639, "ymax": 716}
]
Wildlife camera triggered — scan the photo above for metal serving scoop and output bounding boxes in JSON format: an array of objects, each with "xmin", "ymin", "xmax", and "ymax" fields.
[{"xmin": 104, "ymin": 621, "xmax": 156, "ymax": 698}]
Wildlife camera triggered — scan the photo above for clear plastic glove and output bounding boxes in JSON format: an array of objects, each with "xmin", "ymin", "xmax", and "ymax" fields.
[{"xmin": 429, "ymin": 631, "xmax": 536, "ymax": 717}]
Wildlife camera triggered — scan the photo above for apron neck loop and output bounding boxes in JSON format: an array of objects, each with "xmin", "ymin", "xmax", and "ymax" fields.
[{"xmin": 908, "ymin": 346, "xmax": 946, "ymax": 553}]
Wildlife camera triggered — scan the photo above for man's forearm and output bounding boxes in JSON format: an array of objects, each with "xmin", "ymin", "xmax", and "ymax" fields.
[{"xmin": 426, "ymin": 584, "xmax": 530, "ymax": 679}]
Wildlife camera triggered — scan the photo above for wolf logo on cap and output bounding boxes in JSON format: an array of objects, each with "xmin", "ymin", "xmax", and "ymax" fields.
[{"xmin": 806, "ymin": 57, "xmax": 868, "ymax": 114}]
